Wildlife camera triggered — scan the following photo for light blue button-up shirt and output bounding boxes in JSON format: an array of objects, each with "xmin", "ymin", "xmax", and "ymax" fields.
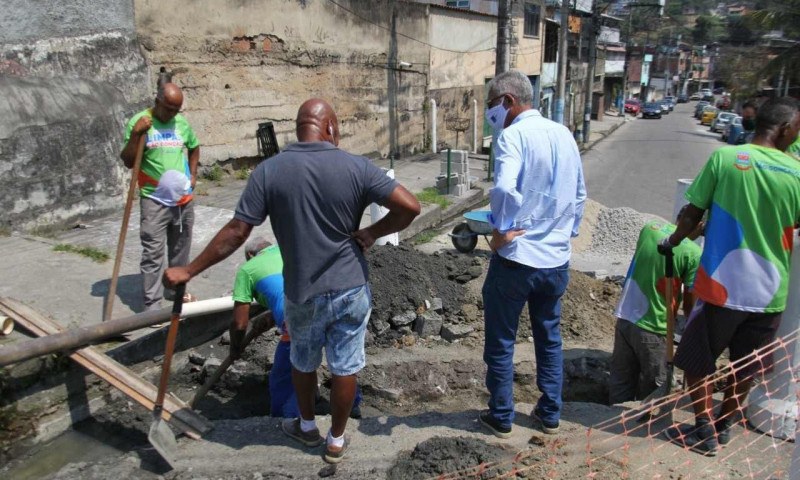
[{"xmin": 489, "ymin": 109, "xmax": 587, "ymax": 268}]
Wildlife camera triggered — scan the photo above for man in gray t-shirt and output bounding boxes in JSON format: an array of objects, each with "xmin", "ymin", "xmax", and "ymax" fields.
[
  {"xmin": 164, "ymin": 98, "xmax": 420, "ymax": 464},
  {"xmin": 234, "ymin": 141, "xmax": 396, "ymax": 304}
]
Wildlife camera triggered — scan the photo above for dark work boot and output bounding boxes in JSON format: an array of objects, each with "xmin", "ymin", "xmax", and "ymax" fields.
[
  {"xmin": 715, "ymin": 417, "xmax": 734, "ymax": 446},
  {"xmin": 664, "ymin": 419, "xmax": 719, "ymax": 457}
]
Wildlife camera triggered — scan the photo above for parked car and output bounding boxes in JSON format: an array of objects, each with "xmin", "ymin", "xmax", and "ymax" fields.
[
  {"xmin": 700, "ymin": 88, "xmax": 713, "ymax": 97},
  {"xmin": 694, "ymin": 101, "xmax": 710, "ymax": 118},
  {"xmin": 677, "ymin": 93, "xmax": 689, "ymax": 103},
  {"xmin": 701, "ymin": 106, "xmax": 718, "ymax": 125},
  {"xmin": 711, "ymin": 111, "xmax": 737, "ymax": 133},
  {"xmin": 722, "ymin": 115, "xmax": 742, "ymax": 142},
  {"xmin": 664, "ymin": 96, "xmax": 676, "ymax": 110},
  {"xmin": 642, "ymin": 102, "xmax": 663, "ymax": 119},
  {"xmin": 690, "ymin": 92, "xmax": 702, "ymax": 100},
  {"xmin": 624, "ymin": 98, "xmax": 641, "ymax": 114},
  {"xmin": 659, "ymin": 100, "xmax": 671, "ymax": 114},
  {"xmin": 713, "ymin": 87, "xmax": 725, "ymax": 94}
]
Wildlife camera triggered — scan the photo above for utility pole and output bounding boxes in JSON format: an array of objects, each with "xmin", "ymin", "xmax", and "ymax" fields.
[
  {"xmin": 620, "ymin": 6, "xmax": 633, "ymax": 118},
  {"xmin": 582, "ymin": 7, "xmax": 599, "ymax": 144},
  {"xmin": 554, "ymin": 0, "xmax": 570, "ymax": 125},
  {"xmin": 496, "ymin": 0, "xmax": 511, "ymax": 75}
]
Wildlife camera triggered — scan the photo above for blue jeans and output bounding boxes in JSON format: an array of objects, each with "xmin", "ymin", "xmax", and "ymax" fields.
[
  {"xmin": 285, "ymin": 284, "xmax": 372, "ymax": 376},
  {"xmin": 482, "ymin": 255, "xmax": 569, "ymax": 427}
]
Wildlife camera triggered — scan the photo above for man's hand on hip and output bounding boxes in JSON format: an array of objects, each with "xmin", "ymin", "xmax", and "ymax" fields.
[
  {"xmin": 489, "ymin": 228, "xmax": 526, "ymax": 253},
  {"xmin": 351, "ymin": 228, "xmax": 376, "ymax": 252},
  {"xmin": 163, "ymin": 266, "xmax": 192, "ymax": 289}
]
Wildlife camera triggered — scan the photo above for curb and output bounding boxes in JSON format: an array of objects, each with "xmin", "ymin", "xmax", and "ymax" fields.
[
  {"xmin": 401, "ymin": 182, "xmax": 490, "ymax": 241},
  {"xmin": 579, "ymin": 118, "xmax": 627, "ymax": 154}
]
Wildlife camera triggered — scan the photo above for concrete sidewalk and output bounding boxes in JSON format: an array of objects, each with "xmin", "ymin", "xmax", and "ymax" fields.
[{"xmin": 0, "ymin": 114, "xmax": 624, "ymax": 345}]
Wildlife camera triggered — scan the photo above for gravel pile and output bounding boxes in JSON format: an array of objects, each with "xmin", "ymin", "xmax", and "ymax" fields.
[{"xmin": 589, "ymin": 206, "xmax": 660, "ymax": 257}]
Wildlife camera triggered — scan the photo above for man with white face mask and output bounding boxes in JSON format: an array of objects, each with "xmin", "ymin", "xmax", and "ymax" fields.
[{"xmin": 478, "ymin": 70, "xmax": 586, "ymax": 439}]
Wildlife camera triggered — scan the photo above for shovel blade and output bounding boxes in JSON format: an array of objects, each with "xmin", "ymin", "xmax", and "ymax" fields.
[{"xmin": 148, "ymin": 417, "xmax": 178, "ymax": 469}]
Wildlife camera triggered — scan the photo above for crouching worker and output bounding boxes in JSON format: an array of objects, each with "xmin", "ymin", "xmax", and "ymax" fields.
[
  {"xmin": 231, "ymin": 237, "xmax": 362, "ymax": 418},
  {"xmin": 609, "ymin": 206, "xmax": 703, "ymax": 404}
]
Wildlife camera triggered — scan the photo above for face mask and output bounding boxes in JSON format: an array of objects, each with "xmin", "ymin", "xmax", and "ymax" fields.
[
  {"xmin": 485, "ymin": 104, "xmax": 508, "ymax": 132},
  {"xmin": 742, "ymin": 118, "xmax": 756, "ymax": 131}
]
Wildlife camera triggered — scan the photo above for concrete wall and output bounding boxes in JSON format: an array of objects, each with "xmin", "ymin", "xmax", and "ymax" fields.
[
  {"xmin": 134, "ymin": 0, "xmax": 429, "ymax": 161},
  {"xmin": 428, "ymin": 8, "xmax": 495, "ymax": 151},
  {"xmin": 0, "ymin": 0, "xmax": 150, "ymax": 230}
]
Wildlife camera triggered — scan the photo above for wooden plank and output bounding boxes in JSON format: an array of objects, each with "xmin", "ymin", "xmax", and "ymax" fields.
[{"xmin": 0, "ymin": 298, "xmax": 213, "ymax": 436}]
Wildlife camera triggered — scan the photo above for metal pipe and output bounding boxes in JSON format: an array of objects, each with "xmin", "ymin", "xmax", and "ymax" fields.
[
  {"xmin": 431, "ymin": 99, "xmax": 438, "ymax": 154},
  {"xmin": 0, "ymin": 296, "xmax": 238, "ymax": 367},
  {"xmin": 472, "ymin": 99, "xmax": 478, "ymax": 154},
  {"xmin": 446, "ymin": 148, "xmax": 452, "ymax": 195}
]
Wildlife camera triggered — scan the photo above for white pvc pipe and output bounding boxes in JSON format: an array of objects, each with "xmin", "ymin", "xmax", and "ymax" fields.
[
  {"xmin": 1, "ymin": 315, "xmax": 13, "ymax": 335},
  {"xmin": 369, "ymin": 169, "xmax": 399, "ymax": 246},
  {"xmin": 431, "ymin": 99, "xmax": 438, "ymax": 154},
  {"xmin": 472, "ymin": 99, "xmax": 478, "ymax": 154},
  {"xmin": 181, "ymin": 296, "xmax": 236, "ymax": 318},
  {"xmin": 746, "ymin": 231, "xmax": 800, "ymax": 440}
]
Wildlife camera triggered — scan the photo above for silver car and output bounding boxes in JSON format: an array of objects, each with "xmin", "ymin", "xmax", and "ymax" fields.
[{"xmin": 711, "ymin": 112, "xmax": 737, "ymax": 133}]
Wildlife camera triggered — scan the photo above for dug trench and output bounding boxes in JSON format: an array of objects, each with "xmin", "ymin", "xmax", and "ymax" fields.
[{"xmin": 2, "ymin": 243, "xmax": 622, "ymax": 479}]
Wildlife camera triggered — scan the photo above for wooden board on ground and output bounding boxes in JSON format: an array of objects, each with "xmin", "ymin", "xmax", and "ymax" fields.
[{"xmin": 0, "ymin": 297, "xmax": 213, "ymax": 438}]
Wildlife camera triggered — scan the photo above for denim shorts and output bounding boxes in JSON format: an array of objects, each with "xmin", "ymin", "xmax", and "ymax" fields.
[{"xmin": 285, "ymin": 284, "xmax": 372, "ymax": 376}]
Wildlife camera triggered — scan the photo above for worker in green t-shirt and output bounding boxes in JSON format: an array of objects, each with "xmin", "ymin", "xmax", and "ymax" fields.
[
  {"xmin": 120, "ymin": 82, "xmax": 200, "ymax": 312},
  {"xmin": 659, "ymin": 97, "xmax": 800, "ymax": 457},
  {"xmin": 609, "ymin": 207, "xmax": 703, "ymax": 405},
  {"xmin": 787, "ymin": 134, "xmax": 800, "ymax": 161}
]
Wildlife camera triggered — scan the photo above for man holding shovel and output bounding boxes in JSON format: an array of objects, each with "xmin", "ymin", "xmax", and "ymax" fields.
[
  {"xmin": 120, "ymin": 83, "xmax": 200, "ymax": 312},
  {"xmin": 163, "ymin": 98, "xmax": 420, "ymax": 464},
  {"xmin": 659, "ymin": 97, "xmax": 800, "ymax": 456},
  {"xmin": 609, "ymin": 207, "xmax": 702, "ymax": 405}
]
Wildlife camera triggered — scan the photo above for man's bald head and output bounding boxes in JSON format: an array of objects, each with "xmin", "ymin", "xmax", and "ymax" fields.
[
  {"xmin": 296, "ymin": 98, "xmax": 339, "ymax": 145},
  {"xmin": 153, "ymin": 83, "xmax": 183, "ymax": 123}
]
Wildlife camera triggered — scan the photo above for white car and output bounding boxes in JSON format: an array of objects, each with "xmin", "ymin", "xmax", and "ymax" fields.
[{"xmin": 711, "ymin": 112, "xmax": 737, "ymax": 133}]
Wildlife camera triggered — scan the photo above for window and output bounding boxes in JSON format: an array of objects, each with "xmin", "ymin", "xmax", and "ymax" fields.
[
  {"xmin": 446, "ymin": 0, "xmax": 470, "ymax": 8},
  {"xmin": 544, "ymin": 21, "xmax": 558, "ymax": 62},
  {"xmin": 524, "ymin": 3, "xmax": 540, "ymax": 37}
]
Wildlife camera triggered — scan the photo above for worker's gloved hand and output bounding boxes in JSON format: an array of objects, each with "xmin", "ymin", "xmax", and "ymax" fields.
[
  {"xmin": 657, "ymin": 236, "xmax": 677, "ymax": 256},
  {"xmin": 229, "ymin": 328, "xmax": 246, "ymax": 360}
]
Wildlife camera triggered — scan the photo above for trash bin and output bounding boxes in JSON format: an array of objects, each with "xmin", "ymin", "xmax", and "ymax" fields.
[{"xmin": 256, "ymin": 122, "xmax": 280, "ymax": 160}]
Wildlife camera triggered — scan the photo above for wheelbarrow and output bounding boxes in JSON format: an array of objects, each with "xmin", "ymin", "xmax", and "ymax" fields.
[{"xmin": 450, "ymin": 210, "xmax": 493, "ymax": 253}]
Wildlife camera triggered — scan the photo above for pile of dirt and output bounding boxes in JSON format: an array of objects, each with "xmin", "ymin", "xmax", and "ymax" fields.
[
  {"xmin": 366, "ymin": 244, "xmax": 483, "ymax": 343},
  {"xmin": 516, "ymin": 270, "xmax": 621, "ymax": 346},
  {"xmin": 387, "ymin": 436, "xmax": 514, "ymax": 480},
  {"xmin": 560, "ymin": 271, "xmax": 620, "ymax": 342}
]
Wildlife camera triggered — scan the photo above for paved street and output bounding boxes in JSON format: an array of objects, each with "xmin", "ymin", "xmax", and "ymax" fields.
[{"xmin": 582, "ymin": 102, "xmax": 725, "ymax": 220}]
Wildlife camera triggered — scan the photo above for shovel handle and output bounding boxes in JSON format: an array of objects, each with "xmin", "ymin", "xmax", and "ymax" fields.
[
  {"xmin": 104, "ymin": 135, "xmax": 146, "ymax": 322},
  {"xmin": 154, "ymin": 284, "xmax": 185, "ymax": 414},
  {"xmin": 189, "ymin": 311, "xmax": 271, "ymax": 408},
  {"xmin": 664, "ymin": 250, "xmax": 676, "ymax": 362}
]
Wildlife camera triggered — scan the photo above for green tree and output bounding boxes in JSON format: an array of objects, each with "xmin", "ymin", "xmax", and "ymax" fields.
[
  {"xmin": 747, "ymin": 0, "xmax": 800, "ymax": 75},
  {"xmin": 692, "ymin": 15, "xmax": 725, "ymax": 44}
]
